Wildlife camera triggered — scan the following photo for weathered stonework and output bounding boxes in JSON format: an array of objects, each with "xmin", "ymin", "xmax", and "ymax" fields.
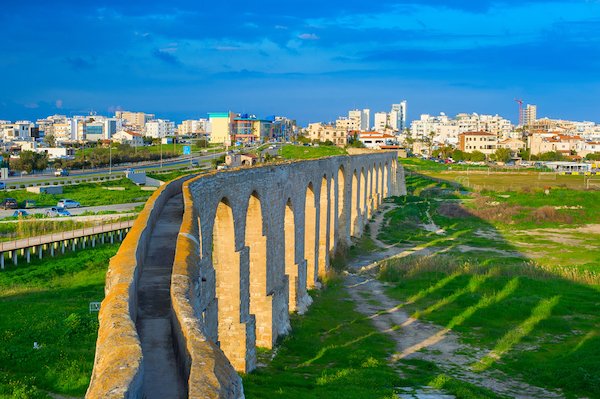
[{"xmin": 87, "ymin": 152, "xmax": 401, "ymax": 398}]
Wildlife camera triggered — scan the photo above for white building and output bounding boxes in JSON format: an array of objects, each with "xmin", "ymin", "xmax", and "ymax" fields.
[
  {"xmin": 112, "ymin": 130, "xmax": 144, "ymax": 146},
  {"xmin": 178, "ymin": 119, "xmax": 209, "ymax": 135},
  {"xmin": 390, "ymin": 101, "xmax": 407, "ymax": 131},
  {"xmin": 373, "ymin": 112, "xmax": 389, "ymax": 132},
  {"xmin": 145, "ymin": 119, "xmax": 175, "ymax": 138}
]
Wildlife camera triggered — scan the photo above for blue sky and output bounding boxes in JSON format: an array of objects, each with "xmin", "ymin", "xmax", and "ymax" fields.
[{"xmin": 1, "ymin": 1, "xmax": 599, "ymax": 125}]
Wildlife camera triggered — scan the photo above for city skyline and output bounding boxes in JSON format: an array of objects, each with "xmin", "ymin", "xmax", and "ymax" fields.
[{"xmin": 1, "ymin": 1, "xmax": 599, "ymax": 124}]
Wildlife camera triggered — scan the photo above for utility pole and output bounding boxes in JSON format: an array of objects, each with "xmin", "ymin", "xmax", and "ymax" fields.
[
  {"xmin": 109, "ymin": 140, "xmax": 112, "ymax": 174},
  {"xmin": 160, "ymin": 137, "xmax": 163, "ymax": 168}
]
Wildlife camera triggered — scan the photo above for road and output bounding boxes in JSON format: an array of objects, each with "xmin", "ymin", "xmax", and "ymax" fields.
[
  {"xmin": 3, "ymin": 150, "xmax": 225, "ymax": 184},
  {"xmin": 0, "ymin": 202, "xmax": 146, "ymax": 218}
]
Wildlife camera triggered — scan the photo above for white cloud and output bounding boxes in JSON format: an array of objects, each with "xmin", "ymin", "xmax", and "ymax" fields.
[{"xmin": 298, "ymin": 33, "xmax": 319, "ymax": 40}]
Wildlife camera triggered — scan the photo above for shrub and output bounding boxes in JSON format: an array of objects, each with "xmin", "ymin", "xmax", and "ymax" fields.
[
  {"xmin": 437, "ymin": 202, "xmax": 472, "ymax": 218},
  {"xmin": 529, "ymin": 206, "xmax": 573, "ymax": 224}
]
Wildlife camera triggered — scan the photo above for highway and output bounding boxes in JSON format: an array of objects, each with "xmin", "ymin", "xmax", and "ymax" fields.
[
  {"xmin": 0, "ymin": 202, "xmax": 146, "ymax": 218},
  {"xmin": 2, "ymin": 150, "xmax": 224, "ymax": 184}
]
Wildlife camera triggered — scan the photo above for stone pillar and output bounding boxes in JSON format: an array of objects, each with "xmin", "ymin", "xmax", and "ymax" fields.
[
  {"xmin": 0, "ymin": 252, "xmax": 4, "ymax": 270},
  {"xmin": 25, "ymin": 248, "xmax": 30, "ymax": 264},
  {"xmin": 38, "ymin": 245, "xmax": 43, "ymax": 260},
  {"xmin": 12, "ymin": 250, "xmax": 17, "ymax": 266}
]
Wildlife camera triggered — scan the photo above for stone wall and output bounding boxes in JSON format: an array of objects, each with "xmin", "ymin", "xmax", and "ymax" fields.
[
  {"xmin": 86, "ymin": 176, "xmax": 193, "ymax": 399},
  {"xmin": 87, "ymin": 151, "xmax": 402, "ymax": 398},
  {"xmin": 183, "ymin": 152, "xmax": 400, "ymax": 373}
]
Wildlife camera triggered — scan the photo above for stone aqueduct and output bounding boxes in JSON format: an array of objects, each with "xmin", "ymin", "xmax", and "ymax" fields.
[{"xmin": 87, "ymin": 151, "xmax": 401, "ymax": 398}]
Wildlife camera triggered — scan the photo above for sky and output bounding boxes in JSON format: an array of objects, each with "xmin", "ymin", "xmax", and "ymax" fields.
[{"xmin": 1, "ymin": 1, "xmax": 599, "ymax": 125}]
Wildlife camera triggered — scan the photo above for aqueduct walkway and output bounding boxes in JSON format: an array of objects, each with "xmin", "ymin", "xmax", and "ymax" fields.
[{"xmin": 86, "ymin": 151, "xmax": 402, "ymax": 398}]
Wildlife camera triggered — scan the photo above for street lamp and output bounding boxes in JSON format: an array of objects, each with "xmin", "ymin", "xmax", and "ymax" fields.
[
  {"xmin": 160, "ymin": 137, "xmax": 163, "ymax": 168},
  {"xmin": 109, "ymin": 140, "xmax": 112, "ymax": 174}
]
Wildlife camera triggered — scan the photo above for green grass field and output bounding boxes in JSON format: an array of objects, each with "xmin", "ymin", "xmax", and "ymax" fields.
[
  {"xmin": 374, "ymin": 169, "xmax": 600, "ymax": 398},
  {"xmin": 0, "ymin": 178, "xmax": 152, "ymax": 208},
  {"xmin": 280, "ymin": 145, "xmax": 347, "ymax": 160},
  {"xmin": 0, "ymin": 245, "xmax": 118, "ymax": 398}
]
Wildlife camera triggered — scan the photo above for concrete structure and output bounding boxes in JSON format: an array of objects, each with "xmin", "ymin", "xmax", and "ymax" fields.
[
  {"xmin": 0, "ymin": 220, "xmax": 132, "ymax": 270},
  {"xmin": 115, "ymin": 111, "xmax": 155, "ymax": 130},
  {"xmin": 209, "ymin": 112, "xmax": 235, "ymax": 145},
  {"xmin": 112, "ymin": 130, "xmax": 144, "ymax": 146},
  {"xmin": 306, "ymin": 123, "xmax": 349, "ymax": 146},
  {"xmin": 391, "ymin": 101, "xmax": 407, "ymax": 132},
  {"xmin": 145, "ymin": 119, "xmax": 175, "ymax": 138},
  {"xmin": 458, "ymin": 131, "xmax": 498, "ymax": 155},
  {"xmin": 86, "ymin": 151, "xmax": 401, "ymax": 398},
  {"xmin": 358, "ymin": 132, "xmax": 398, "ymax": 149},
  {"xmin": 522, "ymin": 104, "xmax": 537, "ymax": 127}
]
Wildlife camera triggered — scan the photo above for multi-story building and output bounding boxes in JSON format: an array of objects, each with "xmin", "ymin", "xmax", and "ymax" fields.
[
  {"xmin": 522, "ymin": 104, "xmax": 537, "ymax": 127},
  {"xmin": 390, "ymin": 101, "xmax": 407, "ymax": 131},
  {"xmin": 144, "ymin": 119, "xmax": 175, "ymax": 138},
  {"xmin": 528, "ymin": 133, "xmax": 583, "ymax": 155},
  {"xmin": 115, "ymin": 111, "xmax": 155, "ymax": 131},
  {"xmin": 178, "ymin": 119, "xmax": 209, "ymax": 136},
  {"xmin": 358, "ymin": 132, "xmax": 398, "ymax": 149},
  {"xmin": 458, "ymin": 131, "xmax": 498, "ymax": 155},
  {"xmin": 411, "ymin": 113, "xmax": 513, "ymax": 144},
  {"xmin": 208, "ymin": 112, "xmax": 235, "ymax": 145},
  {"xmin": 306, "ymin": 123, "xmax": 348, "ymax": 146},
  {"xmin": 336, "ymin": 109, "xmax": 370, "ymax": 132},
  {"xmin": 373, "ymin": 112, "xmax": 389, "ymax": 132},
  {"xmin": 232, "ymin": 114, "xmax": 273, "ymax": 143}
]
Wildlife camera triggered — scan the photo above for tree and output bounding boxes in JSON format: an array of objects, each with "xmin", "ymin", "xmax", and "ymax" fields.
[
  {"xmin": 11, "ymin": 151, "xmax": 48, "ymax": 173},
  {"xmin": 43, "ymin": 134, "xmax": 56, "ymax": 147},
  {"xmin": 494, "ymin": 148, "xmax": 512, "ymax": 163},
  {"xmin": 538, "ymin": 151, "xmax": 564, "ymax": 161},
  {"xmin": 451, "ymin": 149, "xmax": 467, "ymax": 161},
  {"xmin": 469, "ymin": 151, "xmax": 486, "ymax": 162}
]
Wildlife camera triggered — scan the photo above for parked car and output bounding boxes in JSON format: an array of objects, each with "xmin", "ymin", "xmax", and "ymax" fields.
[
  {"xmin": 23, "ymin": 199, "xmax": 36, "ymax": 209},
  {"xmin": 0, "ymin": 182, "xmax": 5, "ymax": 190},
  {"xmin": 57, "ymin": 199, "xmax": 80, "ymax": 208},
  {"xmin": 54, "ymin": 168, "xmax": 69, "ymax": 177},
  {"xmin": 12, "ymin": 209, "xmax": 29, "ymax": 217},
  {"xmin": 46, "ymin": 207, "xmax": 71, "ymax": 217},
  {"xmin": 1, "ymin": 198, "xmax": 18, "ymax": 210}
]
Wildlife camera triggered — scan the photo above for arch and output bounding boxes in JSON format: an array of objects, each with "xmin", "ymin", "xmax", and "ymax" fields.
[
  {"xmin": 383, "ymin": 162, "xmax": 389, "ymax": 197},
  {"xmin": 379, "ymin": 163, "xmax": 385, "ymax": 204},
  {"xmin": 284, "ymin": 199, "xmax": 300, "ymax": 312},
  {"xmin": 304, "ymin": 183, "xmax": 318, "ymax": 288},
  {"xmin": 328, "ymin": 176, "xmax": 335, "ymax": 253},
  {"xmin": 369, "ymin": 164, "xmax": 376, "ymax": 216},
  {"xmin": 245, "ymin": 192, "xmax": 273, "ymax": 348},
  {"xmin": 350, "ymin": 170, "xmax": 359, "ymax": 236},
  {"xmin": 318, "ymin": 176, "xmax": 329, "ymax": 278},
  {"xmin": 213, "ymin": 199, "xmax": 254, "ymax": 371},
  {"xmin": 337, "ymin": 165, "xmax": 346, "ymax": 242},
  {"xmin": 360, "ymin": 168, "xmax": 366, "ymax": 229}
]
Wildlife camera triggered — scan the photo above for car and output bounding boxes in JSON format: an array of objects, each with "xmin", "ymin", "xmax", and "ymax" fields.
[
  {"xmin": 12, "ymin": 209, "xmax": 29, "ymax": 217},
  {"xmin": 54, "ymin": 168, "xmax": 69, "ymax": 177},
  {"xmin": 216, "ymin": 165, "xmax": 228, "ymax": 170},
  {"xmin": 23, "ymin": 199, "xmax": 36, "ymax": 209},
  {"xmin": 0, "ymin": 182, "xmax": 5, "ymax": 190},
  {"xmin": 191, "ymin": 160, "xmax": 199, "ymax": 167},
  {"xmin": 1, "ymin": 198, "xmax": 18, "ymax": 210},
  {"xmin": 46, "ymin": 207, "xmax": 71, "ymax": 217},
  {"xmin": 57, "ymin": 199, "xmax": 80, "ymax": 208}
]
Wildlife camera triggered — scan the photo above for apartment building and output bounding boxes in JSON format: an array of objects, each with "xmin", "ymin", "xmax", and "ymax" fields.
[
  {"xmin": 458, "ymin": 131, "xmax": 498, "ymax": 155},
  {"xmin": 144, "ymin": 119, "xmax": 175, "ymax": 138},
  {"xmin": 306, "ymin": 123, "xmax": 348, "ymax": 146}
]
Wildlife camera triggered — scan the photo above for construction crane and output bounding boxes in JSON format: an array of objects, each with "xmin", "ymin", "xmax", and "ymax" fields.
[{"xmin": 514, "ymin": 98, "xmax": 523, "ymax": 126}]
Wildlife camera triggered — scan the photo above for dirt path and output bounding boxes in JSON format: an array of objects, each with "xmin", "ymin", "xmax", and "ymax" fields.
[
  {"xmin": 344, "ymin": 206, "xmax": 564, "ymax": 399},
  {"xmin": 135, "ymin": 194, "xmax": 186, "ymax": 399}
]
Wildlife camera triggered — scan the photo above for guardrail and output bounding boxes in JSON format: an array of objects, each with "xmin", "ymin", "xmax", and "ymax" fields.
[{"xmin": 0, "ymin": 220, "xmax": 134, "ymax": 252}]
